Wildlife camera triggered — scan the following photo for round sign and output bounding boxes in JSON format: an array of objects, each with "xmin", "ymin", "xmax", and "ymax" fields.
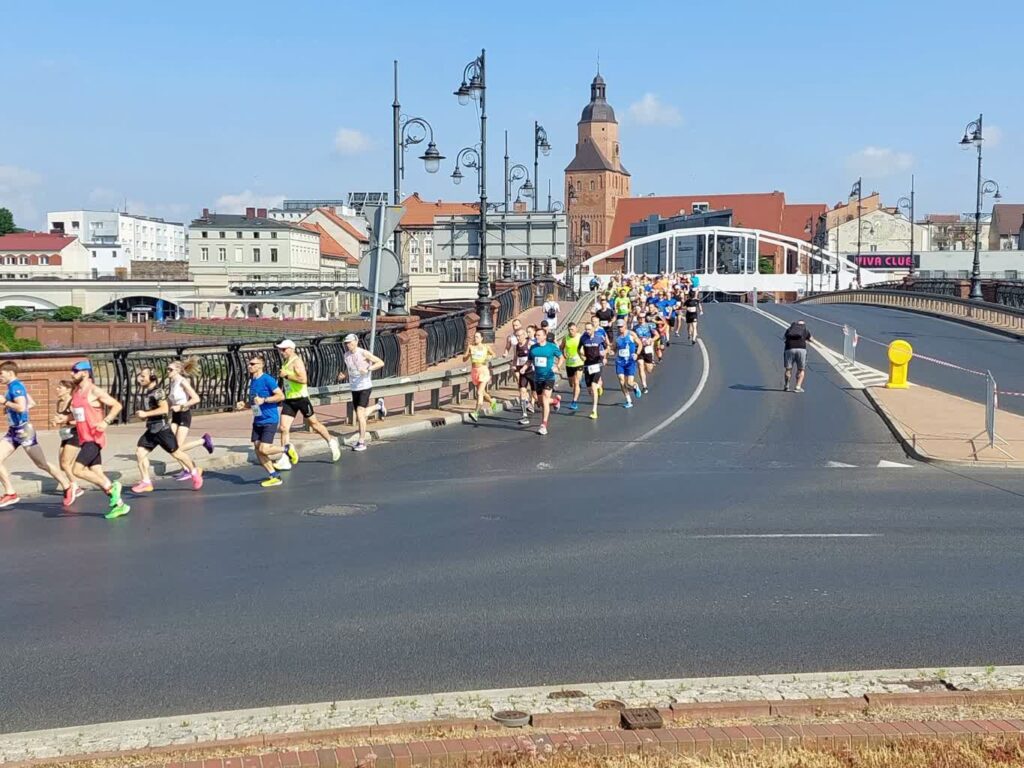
[
  {"xmin": 887, "ymin": 339, "xmax": 913, "ymax": 365},
  {"xmin": 358, "ymin": 248, "xmax": 401, "ymax": 294}
]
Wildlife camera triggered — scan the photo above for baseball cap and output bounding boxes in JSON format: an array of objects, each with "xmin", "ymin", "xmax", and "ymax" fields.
[
  {"xmin": 71, "ymin": 361, "xmax": 92, "ymax": 373},
  {"xmin": 276, "ymin": 339, "xmax": 296, "ymax": 350},
  {"xmin": 343, "ymin": 333, "xmax": 359, "ymax": 343}
]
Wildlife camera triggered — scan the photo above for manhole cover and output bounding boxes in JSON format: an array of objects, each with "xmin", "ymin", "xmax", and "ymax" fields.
[
  {"xmin": 621, "ymin": 707, "xmax": 663, "ymax": 730},
  {"xmin": 548, "ymin": 689, "xmax": 586, "ymax": 700},
  {"xmin": 492, "ymin": 710, "xmax": 530, "ymax": 727},
  {"xmin": 594, "ymin": 699, "xmax": 626, "ymax": 710},
  {"xmin": 301, "ymin": 504, "xmax": 377, "ymax": 518}
]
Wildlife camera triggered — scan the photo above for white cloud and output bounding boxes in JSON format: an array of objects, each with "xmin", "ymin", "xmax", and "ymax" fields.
[
  {"xmin": 845, "ymin": 146, "xmax": 913, "ymax": 178},
  {"xmin": 986, "ymin": 125, "xmax": 1003, "ymax": 148},
  {"xmin": 214, "ymin": 190, "xmax": 285, "ymax": 213},
  {"xmin": 0, "ymin": 164, "xmax": 43, "ymax": 227},
  {"xmin": 626, "ymin": 94, "xmax": 683, "ymax": 127},
  {"xmin": 334, "ymin": 128, "xmax": 373, "ymax": 155}
]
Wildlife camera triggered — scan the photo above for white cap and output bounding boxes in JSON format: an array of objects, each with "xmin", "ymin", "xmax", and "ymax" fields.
[
  {"xmin": 276, "ymin": 339, "xmax": 296, "ymax": 350},
  {"xmin": 343, "ymin": 333, "xmax": 359, "ymax": 343}
]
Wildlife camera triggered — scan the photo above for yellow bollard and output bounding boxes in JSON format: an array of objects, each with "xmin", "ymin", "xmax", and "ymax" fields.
[{"xmin": 886, "ymin": 339, "xmax": 913, "ymax": 389}]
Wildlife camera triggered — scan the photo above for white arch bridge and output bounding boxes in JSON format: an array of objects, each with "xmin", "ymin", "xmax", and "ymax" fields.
[{"xmin": 571, "ymin": 226, "xmax": 888, "ymax": 293}]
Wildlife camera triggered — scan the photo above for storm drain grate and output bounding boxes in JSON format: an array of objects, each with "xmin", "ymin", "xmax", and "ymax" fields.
[
  {"xmin": 548, "ymin": 689, "xmax": 587, "ymax": 700},
  {"xmin": 301, "ymin": 504, "xmax": 377, "ymax": 518},
  {"xmin": 621, "ymin": 707, "xmax": 663, "ymax": 730}
]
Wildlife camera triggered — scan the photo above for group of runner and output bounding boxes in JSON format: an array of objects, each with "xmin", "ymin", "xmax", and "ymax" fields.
[
  {"xmin": 0, "ymin": 332, "xmax": 388, "ymax": 516},
  {"xmin": 465, "ymin": 274, "xmax": 705, "ymax": 435}
]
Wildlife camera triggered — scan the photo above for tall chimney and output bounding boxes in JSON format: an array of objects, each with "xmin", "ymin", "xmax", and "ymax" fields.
[
  {"xmin": 202, "ymin": 207, "xmax": 210, "ymax": 219},
  {"xmin": 245, "ymin": 207, "xmax": 256, "ymax": 218},
  {"xmin": 257, "ymin": 207, "xmax": 267, "ymax": 219}
]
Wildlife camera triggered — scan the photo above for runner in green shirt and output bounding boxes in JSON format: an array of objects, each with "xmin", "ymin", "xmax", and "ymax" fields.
[{"xmin": 560, "ymin": 323, "xmax": 585, "ymax": 411}]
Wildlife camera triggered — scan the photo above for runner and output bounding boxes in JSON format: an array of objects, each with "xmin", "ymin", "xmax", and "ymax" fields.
[
  {"xmin": 783, "ymin": 319, "xmax": 812, "ymax": 393},
  {"xmin": 595, "ymin": 297, "xmax": 615, "ymax": 340},
  {"xmin": 633, "ymin": 312, "xmax": 656, "ymax": 394},
  {"xmin": 337, "ymin": 333, "xmax": 386, "ymax": 451},
  {"xmin": 542, "ymin": 293, "xmax": 561, "ymax": 331},
  {"xmin": 560, "ymin": 323, "xmax": 585, "ymax": 411},
  {"xmin": 69, "ymin": 360, "xmax": 130, "ymax": 518},
  {"xmin": 579, "ymin": 320, "xmax": 607, "ymax": 419},
  {"xmin": 51, "ymin": 379, "xmax": 84, "ymax": 507},
  {"xmin": 167, "ymin": 358, "xmax": 214, "ymax": 481},
  {"xmin": 464, "ymin": 331, "xmax": 501, "ymax": 422},
  {"xmin": 513, "ymin": 327, "xmax": 534, "ymax": 426},
  {"xmin": 684, "ymin": 291, "xmax": 702, "ymax": 344},
  {"xmin": 505, "ymin": 318, "xmax": 523, "ymax": 357},
  {"xmin": 0, "ymin": 362, "xmax": 76, "ymax": 509},
  {"xmin": 275, "ymin": 339, "xmax": 342, "ymax": 465},
  {"xmin": 614, "ymin": 324, "xmax": 642, "ymax": 409},
  {"xmin": 614, "ymin": 287, "xmax": 631, "ymax": 329},
  {"xmin": 131, "ymin": 367, "xmax": 204, "ymax": 494},
  {"xmin": 235, "ymin": 354, "xmax": 288, "ymax": 486},
  {"xmin": 527, "ymin": 327, "xmax": 562, "ymax": 435}
]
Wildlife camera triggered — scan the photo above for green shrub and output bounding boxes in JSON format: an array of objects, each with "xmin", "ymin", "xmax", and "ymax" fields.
[
  {"xmin": 0, "ymin": 306, "xmax": 28, "ymax": 321},
  {"xmin": 0, "ymin": 319, "xmax": 42, "ymax": 352},
  {"xmin": 52, "ymin": 305, "xmax": 84, "ymax": 322}
]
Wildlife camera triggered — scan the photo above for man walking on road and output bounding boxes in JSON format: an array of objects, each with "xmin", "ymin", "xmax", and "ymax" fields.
[
  {"xmin": 275, "ymin": 339, "xmax": 341, "ymax": 465},
  {"xmin": 783, "ymin": 320, "xmax": 812, "ymax": 393}
]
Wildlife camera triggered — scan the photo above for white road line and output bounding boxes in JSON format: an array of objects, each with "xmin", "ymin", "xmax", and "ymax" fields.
[
  {"xmin": 826, "ymin": 461, "xmax": 857, "ymax": 468},
  {"xmin": 684, "ymin": 533, "xmax": 882, "ymax": 539},
  {"xmin": 878, "ymin": 459, "xmax": 912, "ymax": 468}
]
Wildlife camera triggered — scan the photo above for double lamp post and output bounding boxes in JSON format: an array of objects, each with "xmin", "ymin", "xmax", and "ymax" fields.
[{"xmin": 959, "ymin": 113, "xmax": 1001, "ymax": 301}]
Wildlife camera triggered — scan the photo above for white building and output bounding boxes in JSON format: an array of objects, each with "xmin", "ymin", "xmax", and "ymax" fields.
[
  {"xmin": 268, "ymin": 199, "xmax": 357, "ymax": 222},
  {"xmin": 828, "ymin": 207, "xmax": 929, "ymax": 258},
  {"xmin": 0, "ymin": 232, "xmax": 91, "ymax": 279},
  {"xmin": 47, "ymin": 209, "xmax": 187, "ymax": 276},
  {"xmin": 188, "ymin": 207, "xmax": 321, "ymax": 277}
]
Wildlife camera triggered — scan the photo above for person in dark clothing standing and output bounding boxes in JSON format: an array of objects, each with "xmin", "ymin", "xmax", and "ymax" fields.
[{"xmin": 783, "ymin": 320, "xmax": 812, "ymax": 393}]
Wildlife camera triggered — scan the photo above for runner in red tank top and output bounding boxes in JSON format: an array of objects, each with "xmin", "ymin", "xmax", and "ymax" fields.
[{"xmin": 70, "ymin": 361, "xmax": 130, "ymax": 519}]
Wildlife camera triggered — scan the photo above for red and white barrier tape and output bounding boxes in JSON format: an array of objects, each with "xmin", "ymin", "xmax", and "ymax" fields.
[
  {"xmin": 997, "ymin": 389, "xmax": 1024, "ymax": 397},
  {"xmin": 909, "ymin": 352, "xmax": 987, "ymax": 377}
]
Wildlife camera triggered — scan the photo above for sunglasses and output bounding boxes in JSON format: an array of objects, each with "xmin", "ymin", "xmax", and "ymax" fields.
[{"xmin": 247, "ymin": 362, "xmax": 262, "ymax": 367}]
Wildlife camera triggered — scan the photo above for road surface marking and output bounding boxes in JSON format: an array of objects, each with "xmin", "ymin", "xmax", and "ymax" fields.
[
  {"xmin": 827, "ymin": 461, "xmax": 857, "ymax": 468},
  {"xmin": 878, "ymin": 459, "xmax": 912, "ymax": 468},
  {"xmin": 685, "ymin": 533, "xmax": 881, "ymax": 539}
]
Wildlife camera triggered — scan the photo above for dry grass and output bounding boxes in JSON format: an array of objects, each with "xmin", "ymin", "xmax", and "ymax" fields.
[{"xmin": 20, "ymin": 702, "xmax": 1024, "ymax": 768}]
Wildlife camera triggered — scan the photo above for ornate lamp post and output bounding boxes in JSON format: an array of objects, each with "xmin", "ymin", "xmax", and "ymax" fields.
[
  {"xmin": 391, "ymin": 60, "xmax": 444, "ymax": 315},
  {"xmin": 453, "ymin": 49, "xmax": 493, "ymax": 339},
  {"xmin": 533, "ymin": 122, "xmax": 551, "ymax": 212},
  {"xmin": 897, "ymin": 175, "xmax": 915, "ymax": 276},
  {"xmin": 960, "ymin": 114, "xmax": 1003, "ymax": 300}
]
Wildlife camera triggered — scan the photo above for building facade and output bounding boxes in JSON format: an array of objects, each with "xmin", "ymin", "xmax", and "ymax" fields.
[
  {"xmin": 921, "ymin": 213, "xmax": 991, "ymax": 252},
  {"xmin": 828, "ymin": 207, "xmax": 929, "ymax": 259},
  {"xmin": 564, "ymin": 73, "xmax": 631, "ymax": 272},
  {"xmin": 0, "ymin": 232, "xmax": 91, "ymax": 279},
  {"xmin": 47, "ymin": 210, "xmax": 187, "ymax": 276},
  {"xmin": 989, "ymin": 204, "xmax": 1024, "ymax": 251},
  {"xmin": 187, "ymin": 207, "xmax": 320, "ymax": 278}
]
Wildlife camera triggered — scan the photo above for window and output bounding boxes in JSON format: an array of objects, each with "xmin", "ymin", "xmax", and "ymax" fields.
[
  {"xmin": 439, "ymin": 263, "xmax": 448, "ymax": 274},
  {"xmin": 590, "ymin": 180, "xmax": 595, "ymax": 192},
  {"xmin": 692, "ymin": 202, "xmax": 710, "ymax": 214},
  {"xmin": 411, "ymin": 265, "xmax": 419, "ymax": 273},
  {"xmin": 39, "ymin": 255, "xmax": 49, "ymax": 265},
  {"xmin": 869, "ymin": 244, "xmax": 878, "ymax": 252},
  {"xmin": 452, "ymin": 265, "xmax": 463, "ymax": 281},
  {"xmin": 253, "ymin": 247, "xmax": 261, "ymax": 263},
  {"xmin": 410, "ymin": 238, "xmax": 420, "ymax": 255},
  {"xmin": 1005, "ymin": 270, "xmax": 1019, "ymax": 280},
  {"xmin": 234, "ymin": 247, "xmax": 243, "ymax": 262},
  {"xmin": 201, "ymin": 246, "xmax": 209, "ymax": 262},
  {"xmin": 424, "ymin": 236, "xmax": 433, "ymax": 256},
  {"xmin": 218, "ymin": 247, "xmax": 226, "ymax": 262},
  {"xmin": 270, "ymin": 248, "xmax": 278, "ymax": 263},
  {"xmin": 219, "ymin": 231, "xmax": 226, "ymax": 239},
  {"xmin": 253, "ymin": 232, "xmax": 260, "ymax": 239},
  {"xmin": 271, "ymin": 232, "xmax": 278, "ymax": 239},
  {"xmin": 18, "ymin": 256, "xmax": 27, "ymax": 265},
  {"xmin": 72, "ymin": 221, "xmax": 80, "ymax": 229},
  {"xmin": 201, "ymin": 231, "xmax": 208, "ymax": 238},
  {"xmin": 236, "ymin": 231, "xmax": 243, "ymax": 239},
  {"xmin": 576, "ymin": 181, "xmax": 581, "ymax": 193},
  {"xmin": 92, "ymin": 251, "xmax": 98, "ymax": 258}
]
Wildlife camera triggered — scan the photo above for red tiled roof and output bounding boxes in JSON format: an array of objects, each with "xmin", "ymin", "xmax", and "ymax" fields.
[
  {"xmin": 0, "ymin": 232, "xmax": 76, "ymax": 251},
  {"xmin": 314, "ymin": 207, "xmax": 369, "ymax": 243},
  {"xmin": 299, "ymin": 223, "xmax": 358, "ymax": 266},
  {"xmin": 991, "ymin": 204, "xmax": 1024, "ymax": 236},
  {"xmin": 924, "ymin": 214, "xmax": 960, "ymax": 223},
  {"xmin": 610, "ymin": 192, "xmax": 788, "ymax": 248},
  {"xmin": 400, "ymin": 193, "xmax": 478, "ymax": 227}
]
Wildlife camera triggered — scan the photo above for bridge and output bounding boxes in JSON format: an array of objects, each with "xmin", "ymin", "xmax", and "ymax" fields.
[
  {"xmin": 2, "ymin": 287, "xmax": 1023, "ymax": 735},
  {"xmin": 575, "ymin": 225, "xmax": 889, "ymax": 292}
]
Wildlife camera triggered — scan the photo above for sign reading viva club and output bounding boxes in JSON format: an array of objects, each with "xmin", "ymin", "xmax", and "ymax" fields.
[{"xmin": 852, "ymin": 253, "xmax": 919, "ymax": 270}]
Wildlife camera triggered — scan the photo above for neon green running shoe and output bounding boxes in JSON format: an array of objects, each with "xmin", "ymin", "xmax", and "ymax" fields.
[
  {"xmin": 104, "ymin": 502, "xmax": 130, "ymax": 520},
  {"xmin": 108, "ymin": 481, "xmax": 123, "ymax": 507}
]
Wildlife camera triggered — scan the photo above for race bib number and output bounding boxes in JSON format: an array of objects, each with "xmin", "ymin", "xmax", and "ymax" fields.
[
  {"xmin": 72, "ymin": 407, "xmax": 86, "ymax": 422},
  {"xmin": 617, "ymin": 348, "xmax": 631, "ymax": 359},
  {"xmin": 586, "ymin": 363, "xmax": 601, "ymax": 374},
  {"xmin": 533, "ymin": 356, "xmax": 548, "ymax": 369},
  {"xmin": 516, "ymin": 356, "xmax": 528, "ymax": 366},
  {"xmin": 599, "ymin": 320, "xmax": 610, "ymax": 327},
  {"xmin": 643, "ymin": 345, "xmax": 654, "ymax": 354}
]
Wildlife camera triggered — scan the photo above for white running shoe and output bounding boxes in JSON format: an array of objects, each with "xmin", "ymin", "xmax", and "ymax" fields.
[
  {"xmin": 273, "ymin": 455, "xmax": 293, "ymax": 471},
  {"xmin": 538, "ymin": 424, "xmax": 548, "ymax": 436},
  {"xmin": 376, "ymin": 398, "xmax": 388, "ymax": 418},
  {"xmin": 329, "ymin": 437, "xmax": 341, "ymax": 462}
]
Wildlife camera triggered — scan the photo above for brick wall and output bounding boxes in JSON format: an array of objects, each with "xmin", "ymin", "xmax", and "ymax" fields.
[
  {"xmin": 14, "ymin": 321, "xmax": 205, "ymax": 348},
  {"xmin": 129, "ymin": 260, "xmax": 190, "ymax": 280}
]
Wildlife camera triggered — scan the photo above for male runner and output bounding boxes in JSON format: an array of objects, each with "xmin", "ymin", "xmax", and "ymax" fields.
[
  {"xmin": 783, "ymin": 319, "xmax": 812, "ymax": 393},
  {"xmin": 235, "ymin": 354, "xmax": 288, "ymax": 487},
  {"xmin": 69, "ymin": 360, "xmax": 130, "ymax": 518},
  {"xmin": 595, "ymin": 298, "xmax": 615, "ymax": 341},
  {"xmin": 131, "ymin": 367, "xmax": 204, "ymax": 493},
  {"xmin": 527, "ymin": 327, "xmax": 562, "ymax": 435},
  {"xmin": 614, "ymin": 325, "xmax": 642, "ymax": 408},
  {"xmin": 513, "ymin": 327, "xmax": 534, "ymax": 426},
  {"xmin": 579, "ymin": 321, "xmax": 607, "ymax": 419},
  {"xmin": 560, "ymin": 323, "xmax": 585, "ymax": 411},
  {"xmin": 632, "ymin": 312, "xmax": 656, "ymax": 395},
  {"xmin": 614, "ymin": 288, "xmax": 631, "ymax": 330},
  {"xmin": 276, "ymin": 339, "xmax": 341, "ymax": 465},
  {"xmin": 684, "ymin": 291, "xmax": 703, "ymax": 344},
  {"xmin": 0, "ymin": 361, "xmax": 76, "ymax": 508},
  {"xmin": 337, "ymin": 333, "xmax": 386, "ymax": 451}
]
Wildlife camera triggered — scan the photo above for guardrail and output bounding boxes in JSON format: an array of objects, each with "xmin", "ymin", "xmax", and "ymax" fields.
[
  {"xmin": 862, "ymin": 277, "xmax": 1024, "ymax": 308},
  {"xmin": 420, "ymin": 309, "xmax": 469, "ymax": 367},
  {"xmin": 798, "ymin": 289, "xmax": 1024, "ymax": 336}
]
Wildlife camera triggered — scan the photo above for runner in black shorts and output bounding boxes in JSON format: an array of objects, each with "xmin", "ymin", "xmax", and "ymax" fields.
[
  {"xmin": 579, "ymin": 321, "xmax": 607, "ymax": 420},
  {"xmin": 131, "ymin": 367, "xmax": 203, "ymax": 494},
  {"xmin": 513, "ymin": 328, "xmax": 534, "ymax": 426}
]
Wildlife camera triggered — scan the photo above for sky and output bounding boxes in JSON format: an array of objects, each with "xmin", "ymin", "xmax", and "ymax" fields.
[{"xmin": 2, "ymin": 0, "xmax": 1022, "ymax": 230}]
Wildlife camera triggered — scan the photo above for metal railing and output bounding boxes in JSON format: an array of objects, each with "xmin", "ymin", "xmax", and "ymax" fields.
[
  {"xmin": 495, "ymin": 289, "xmax": 516, "ymax": 326},
  {"xmin": 798, "ymin": 289, "xmax": 1024, "ymax": 336},
  {"xmin": 420, "ymin": 309, "xmax": 469, "ymax": 367},
  {"xmin": 862, "ymin": 277, "xmax": 1024, "ymax": 306}
]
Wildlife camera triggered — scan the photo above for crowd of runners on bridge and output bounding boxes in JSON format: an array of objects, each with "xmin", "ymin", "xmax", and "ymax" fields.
[{"xmin": 0, "ymin": 273, "xmax": 708, "ymax": 518}]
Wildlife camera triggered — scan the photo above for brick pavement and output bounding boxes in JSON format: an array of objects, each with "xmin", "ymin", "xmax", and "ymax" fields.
[{"xmin": 0, "ymin": 303, "xmax": 575, "ymax": 499}]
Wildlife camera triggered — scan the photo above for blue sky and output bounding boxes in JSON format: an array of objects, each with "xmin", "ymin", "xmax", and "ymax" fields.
[{"xmin": 3, "ymin": 0, "xmax": 1021, "ymax": 229}]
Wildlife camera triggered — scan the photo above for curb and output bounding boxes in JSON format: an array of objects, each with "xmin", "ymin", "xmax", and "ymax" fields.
[{"xmin": 864, "ymin": 387, "xmax": 1024, "ymax": 469}]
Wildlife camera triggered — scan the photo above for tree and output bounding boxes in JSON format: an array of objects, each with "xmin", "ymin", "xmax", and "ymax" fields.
[
  {"xmin": 0, "ymin": 208, "xmax": 14, "ymax": 236},
  {"xmin": 53, "ymin": 305, "xmax": 83, "ymax": 322},
  {"xmin": 758, "ymin": 256, "xmax": 776, "ymax": 274},
  {"xmin": 0, "ymin": 319, "xmax": 42, "ymax": 352},
  {"xmin": 0, "ymin": 306, "xmax": 28, "ymax": 321}
]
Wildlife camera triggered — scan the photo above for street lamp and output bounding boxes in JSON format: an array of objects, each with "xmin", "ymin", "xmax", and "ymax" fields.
[
  {"xmin": 391, "ymin": 60, "xmax": 445, "ymax": 315},
  {"xmin": 453, "ymin": 49, "xmax": 493, "ymax": 339},
  {"xmin": 534, "ymin": 122, "xmax": 551, "ymax": 212},
  {"xmin": 850, "ymin": 177, "xmax": 863, "ymax": 287},
  {"xmin": 959, "ymin": 113, "xmax": 1001, "ymax": 300},
  {"xmin": 897, "ymin": 175, "xmax": 915, "ymax": 276}
]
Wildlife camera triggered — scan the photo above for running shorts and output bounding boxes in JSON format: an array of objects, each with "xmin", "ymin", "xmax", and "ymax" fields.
[
  {"xmin": 351, "ymin": 388, "xmax": 372, "ymax": 409},
  {"xmin": 77, "ymin": 441, "xmax": 103, "ymax": 468},
  {"xmin": 616, "ymin": 361, "xmax": 637, "ymax": 378},
  {"xmin": 517, "ymin": 371, "xmax": 534, "ymax": 390},
  {"xmin": 565, "ymin": 365, "xmax": 583, "ymax": 380},
  {"xmin": 533, "ymin": 377, "xmax": 556, "ymax": 394},
  {"xmin": 470, "ymin": 366, "xmax": 491, "ymax": 387},
  {"xmin": 171, "ymin": 410, "xmax": 193, "ymax": 428},
  {"xmin": 784, "ymin": 348, "xmax": 807, "ymax": 372},
  {"xmin": 3, "ymin": 424, "xmax": 38, "ymax": 449},
  {"xmin": 138, "ymin": 427, "xmax": 179, "ymax": 453},
  {"xmin": 250, "ymin": 423, "xmax": 278, "ymax": 444},
  {"xmin": 282, "ymin": 397, "xmax": 315, "ymax": 419}
]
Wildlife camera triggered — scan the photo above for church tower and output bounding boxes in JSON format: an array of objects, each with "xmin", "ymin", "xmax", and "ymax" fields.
[{"xmin": 565, "ymin": 73, "xmax": 631, "ymax": 272}]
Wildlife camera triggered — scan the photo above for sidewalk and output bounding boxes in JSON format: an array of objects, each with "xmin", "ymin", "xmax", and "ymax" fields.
[
  {"xmin": 1, "ymin": 302, "xmax": 576, "ymax": 499},
  {"xmin": 868, "ymin": 383, "xmax": 1024, "ymax": 467}
]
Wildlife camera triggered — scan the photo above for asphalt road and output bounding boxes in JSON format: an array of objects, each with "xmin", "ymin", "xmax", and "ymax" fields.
[
  {"xmin": 758, "ymin": 302, "xmax": 1024, "ymax": 416},
  {"xmin": 3, "ymin": 303, "xmax": 1024, "ymax": 734}
]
